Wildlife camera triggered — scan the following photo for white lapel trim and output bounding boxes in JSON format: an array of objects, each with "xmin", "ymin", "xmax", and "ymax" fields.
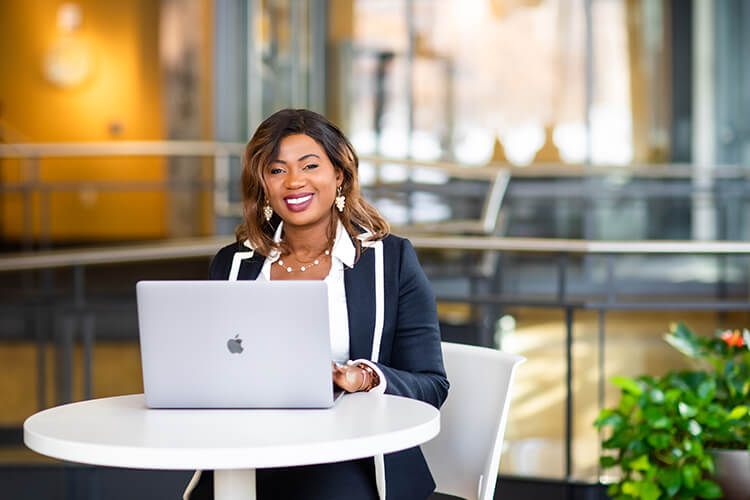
[
  {"xmin": 361, "ymin": 237, "xmax": 387, "ymax": 500},
  {"xmin": 371, "ymin": 240, "xmax": 384, "ymax": 363},
  {"xmin": 228, "ymin": 239, "xmax": 255, "ymax": 281}
]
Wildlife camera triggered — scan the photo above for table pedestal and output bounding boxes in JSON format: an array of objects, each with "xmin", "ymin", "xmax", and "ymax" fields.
[{"xmin": 215, "ymin": 469, "xmax": 256, "ymax": 500}]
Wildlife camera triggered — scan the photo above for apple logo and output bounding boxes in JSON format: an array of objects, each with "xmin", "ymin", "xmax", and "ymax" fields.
[{"xmin": 227, "ymin": 334, "xmax": 244, "ymax": 354}]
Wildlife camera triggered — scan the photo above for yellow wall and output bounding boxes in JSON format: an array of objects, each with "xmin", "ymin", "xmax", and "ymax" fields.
[{"xmin": 0, "ymin": 0, "xmax": 166, "ymax": 241}]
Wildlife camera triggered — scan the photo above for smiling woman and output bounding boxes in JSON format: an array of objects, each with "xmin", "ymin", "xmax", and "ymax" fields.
[
  {"xmin": 186, "ymin": 109, "xmax": 449, "ymax": 500},
  {"xmin": 236, "ymin": 109, "xmax": 389, "ymax": 265}
]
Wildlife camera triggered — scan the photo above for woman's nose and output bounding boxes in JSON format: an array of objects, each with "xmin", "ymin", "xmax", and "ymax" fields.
[{"xmin": 284, "ymin": 169, "xmax": 305, "ymax": 189}]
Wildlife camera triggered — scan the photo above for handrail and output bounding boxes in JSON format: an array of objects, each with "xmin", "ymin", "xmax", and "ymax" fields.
[
  {"xmin": 0, "ymin": 237, "xmax": 228, "ymax": 272},
  {"xmin": 0, "ymin": 141, "xmax": 246, "ymax": 157},
  {"xmin": 1, "ymin": 141, "xmax": 749, "ymax": 179},
  {"xmin": 0, "ymin": 141, "xmax": 245, "ymax": 158},
  {"xmin": 407, "ymin": 236, "xmax": 750, "ymax": 254},
  {"xmin": 2, "ymin": 235, "xmax": 750, "ymax": 272}
]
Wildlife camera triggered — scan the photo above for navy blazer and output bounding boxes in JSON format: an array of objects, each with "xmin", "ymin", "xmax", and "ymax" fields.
[{"xmin": 207, "ymin": 233, "xmax": 449, "ymax": 500}]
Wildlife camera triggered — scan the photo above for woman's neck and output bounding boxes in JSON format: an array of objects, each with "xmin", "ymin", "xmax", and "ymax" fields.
[{"xmin": 282, "ymin": 219, "xmax": 333, "ymax": 259}]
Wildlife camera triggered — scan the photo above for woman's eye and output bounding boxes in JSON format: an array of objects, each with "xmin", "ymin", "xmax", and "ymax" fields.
[
  {"xmin": 303, "ymin": 164, "xmax": 319, "ymax": 170},
  {"xmin": 269, "ymin": 167, "xmax": 283, "ymax": 174}
]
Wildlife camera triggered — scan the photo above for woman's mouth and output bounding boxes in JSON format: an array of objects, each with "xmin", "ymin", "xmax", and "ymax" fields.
[{"xmin": 284, "ymin": 193, "xmax": 314, "ymax": 212}]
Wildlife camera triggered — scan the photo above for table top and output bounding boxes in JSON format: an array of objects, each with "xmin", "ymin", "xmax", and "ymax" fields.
[{"xmin": 24, "ymin": 393, "xmax": 440, "ymax": 470}]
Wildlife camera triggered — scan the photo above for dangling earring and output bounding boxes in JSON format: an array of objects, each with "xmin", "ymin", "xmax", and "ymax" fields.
[
  {"xmin": 335, "ymin": 185, "xmax": 346, "ymax": 212},
  {"xmin": 263, "ymin": 199, "xmax": 273, "ymax": 222}
]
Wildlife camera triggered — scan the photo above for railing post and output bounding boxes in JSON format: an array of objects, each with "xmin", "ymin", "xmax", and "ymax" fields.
[
  {"xmin": 597, "ymin": 307, "xmax": 606, "ymax": 481},
  {"xmin": 22, "ymin": 157, "xmax": 39, "ymax": 251},
  {"xmin": 565, "ymin": 305, "xmax": 574, "ymax": 484},
  {"xmin": 557, "ymin": 253, "xmax": 568, "ymax": 305}
]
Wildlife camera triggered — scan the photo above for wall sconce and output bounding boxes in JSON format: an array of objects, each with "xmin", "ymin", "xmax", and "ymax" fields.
[{"xmin": 43, "ymin": 3, "xmax": 94, "ymax": 88}]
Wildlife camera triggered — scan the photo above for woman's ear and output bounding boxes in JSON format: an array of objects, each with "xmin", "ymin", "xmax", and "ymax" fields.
[{"xmin": 335, "ymin": 168, "xmax": 343, "ymax": 185}]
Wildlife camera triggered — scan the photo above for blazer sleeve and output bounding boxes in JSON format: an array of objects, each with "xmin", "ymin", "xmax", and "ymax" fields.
[{"xmin": 375, "ymin": 239, "xmax": 449, "ymax": 409}]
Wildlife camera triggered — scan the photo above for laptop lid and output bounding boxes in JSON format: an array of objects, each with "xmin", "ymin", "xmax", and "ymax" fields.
[{"xmin": 136, "ymin": 280, "xmax": 336, "ymax": 409}]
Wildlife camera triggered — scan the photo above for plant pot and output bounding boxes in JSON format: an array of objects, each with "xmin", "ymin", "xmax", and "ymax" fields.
[{"xmin": 710, "ymin": 449, "xmax": 750, "ymax": 500}]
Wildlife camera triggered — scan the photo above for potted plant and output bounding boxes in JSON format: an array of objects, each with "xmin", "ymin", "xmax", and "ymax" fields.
[{"xmin": 595, "ymin": 323, "xmax": 750, "ymax": 500}]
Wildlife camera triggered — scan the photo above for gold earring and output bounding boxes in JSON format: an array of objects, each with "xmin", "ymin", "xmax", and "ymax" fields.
[
  {"xmin": 335, "ymin": 186, "xmax": 345, "ymax": 212},
  {"xmin": 263, "ymin": 199, "xmax": 273, "ymax": 221}
]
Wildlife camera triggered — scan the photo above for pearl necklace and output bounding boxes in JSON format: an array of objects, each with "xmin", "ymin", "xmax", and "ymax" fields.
[{"xmin": 277, "ymin": 249, "xmax": 331, "ymax": 273}]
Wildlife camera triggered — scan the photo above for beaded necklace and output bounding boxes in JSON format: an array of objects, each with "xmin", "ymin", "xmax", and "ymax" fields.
[{"xmin": 277, "ymin": 248, "xmax": 331, "ymax": 273}]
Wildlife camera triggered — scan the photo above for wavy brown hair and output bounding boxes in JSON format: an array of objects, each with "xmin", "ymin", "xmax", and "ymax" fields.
[{"xmin": 236, "ymin": 108, "xmax": 389, "ymax": 259}]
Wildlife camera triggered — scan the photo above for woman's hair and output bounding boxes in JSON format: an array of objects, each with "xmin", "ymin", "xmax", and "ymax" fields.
[{"xmin": 236, "ymin": 108, "xmax": 389, "ymax": 258}]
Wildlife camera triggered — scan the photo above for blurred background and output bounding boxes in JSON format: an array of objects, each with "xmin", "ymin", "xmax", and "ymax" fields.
[{"xmin": 1, "ymin": 0, "xmax": 750, "ymax": 498}]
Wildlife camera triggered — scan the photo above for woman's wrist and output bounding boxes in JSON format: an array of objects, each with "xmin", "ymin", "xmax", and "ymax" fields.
[{"xmin": 355, "ymin": 362, "xmax": 380, "ymax": 392}]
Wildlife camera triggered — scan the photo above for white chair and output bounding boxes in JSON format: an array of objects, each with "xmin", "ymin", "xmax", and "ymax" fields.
[{"xmin": 422, "ymin": 342, "xmax": 525, "ymax": 500}]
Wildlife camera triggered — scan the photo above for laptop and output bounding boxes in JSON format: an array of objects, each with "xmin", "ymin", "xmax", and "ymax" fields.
[{"xmin": 136, "ymin": 280, "xmax": 344, "ymax": 408}]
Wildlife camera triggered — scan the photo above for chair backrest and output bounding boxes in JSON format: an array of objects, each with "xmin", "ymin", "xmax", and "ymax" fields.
[{"xmin": 422, "ymin": 342, "xmax": 525, "ymax": 500}]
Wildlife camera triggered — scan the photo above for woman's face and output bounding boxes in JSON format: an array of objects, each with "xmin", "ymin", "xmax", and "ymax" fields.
[{"xmin": 263, "ymin": 133, "xmax": 342, "ymax": 232}]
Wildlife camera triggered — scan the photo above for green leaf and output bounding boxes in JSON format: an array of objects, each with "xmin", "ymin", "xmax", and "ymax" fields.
[
  {"xmin": 612, "ymin": 376, "xmax": 644, "ymax": 396},
  {"xmin": 695, "ymin": 479, "xmax": 722, "ymax": 499},
  {"xmin": 665, "ymin": 324, "xmax": 700, "ymax": 358},
  {"xmin": 627, "ymin": 439, "xmax": 648, "ymax": 456},
  {"xmin": 693, "ymin": 439, "xmax": 703, "ymax": 456},
  {"xmin": 621, "ymin": 481, "xmax": 638, "ymax": 496},
  {"xmin": 629, "ymin": 455, "xmax": 650, "ymax": 471},
  {"xmin": 679, "ymin": 402, "xmax": 698, "ymax": 418},
  {"xmin": 596, "ymin": 413, "xmax": 625, "ymax": 431},
  {"xmin": 697, "ymin": 378, "xmax": 716, "ymax": 401},
  {"xmin": 687, "ymin": 419, "xmax": 702, "ymax": 437},
  {"xmin": 649, "ymin": 388, "xmax": 665, "ymax": 404},
  {"xmin": 665, "ymin": 388, "xmax": 682, "ymax": 404},
  {"xmin": 728, "ymin": 405, "xmax": 749, "ymax": 420},
  {"xmin": 682, "ymin": 464, "xmax": 699, "ymax": 489},
  {"xmin": 640, "ymin": 481, "xmax": 662, "ymax": 500},
  {"xmin": 602, "ymin": 436, "xmax": 622, "ymax": 449},
  {"xmin": 682, "ymin": 438, "xmax": 704, "ymax": 457},
  {"xmin": 668, "ymin": 374, "xmax": 691, "ymax": 392},
  {"xmin": 647, "ymin": 432, "xmax": 671, "ymax": 450},
  {"xmin": 704, "ymin": 411, "xmax": 722, "ymax": 428},
  {"xmin": 651, "ymin": 416, "xmax": 672, "ymax": 429},
  {"xmin": 599, "ymin": 456, "xmax": 618, "ymax": 468},
  {"xmin": 700, "ymin": 454, "xmax": 715, "ymax": 474},
  {"xmin": 657, "ymin": 467, "xmax": 682, "ymax": 497},
  {"xmin": 595, "ymin": 408, "xmax": 615, "ymax": 420},
  {"xmin": 645, "ymin": 407, "xmax": 671, "ymax": 428},
  {"xmin": 606, "ymin": 483, "xmax": 619, "ymax": 496},
  {"xmin": 619, "ymin": 393, "xmax": 637, "ymax": 414},
  {"xmin": 673, "ymin": 322, "xmax": 695, "ymax": 339}
]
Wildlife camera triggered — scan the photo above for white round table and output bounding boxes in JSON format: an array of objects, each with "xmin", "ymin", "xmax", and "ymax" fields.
[{"xmin": 24, "ymin": 393, "xmax": 440, "ymax": 500}]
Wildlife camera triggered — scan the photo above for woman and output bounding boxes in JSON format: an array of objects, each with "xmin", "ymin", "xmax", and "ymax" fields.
[{"xmin": 187, "ymin": 109, "xmax": 448, "ymax": 500}]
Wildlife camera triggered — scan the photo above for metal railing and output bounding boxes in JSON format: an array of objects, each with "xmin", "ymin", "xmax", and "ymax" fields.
[{"xmin": 3, "ymin": 140, "xmax": 748, "ymax": 249}]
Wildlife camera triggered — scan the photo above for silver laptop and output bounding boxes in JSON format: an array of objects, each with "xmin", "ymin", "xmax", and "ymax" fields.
[{"xmin": 136, "ymin": 280, "xmax": 343, "ymax": 408}]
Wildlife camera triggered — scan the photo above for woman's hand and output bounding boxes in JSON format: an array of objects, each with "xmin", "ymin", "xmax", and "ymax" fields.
[{"xmin": 332, "ymin": 361, "xmax": 367, "ymax": 393}]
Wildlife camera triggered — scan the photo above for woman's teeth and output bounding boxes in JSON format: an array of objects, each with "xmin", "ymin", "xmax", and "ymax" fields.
[{"xmin": 286, "ymin": 195, "xmax": 312, "ymax": 205}]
